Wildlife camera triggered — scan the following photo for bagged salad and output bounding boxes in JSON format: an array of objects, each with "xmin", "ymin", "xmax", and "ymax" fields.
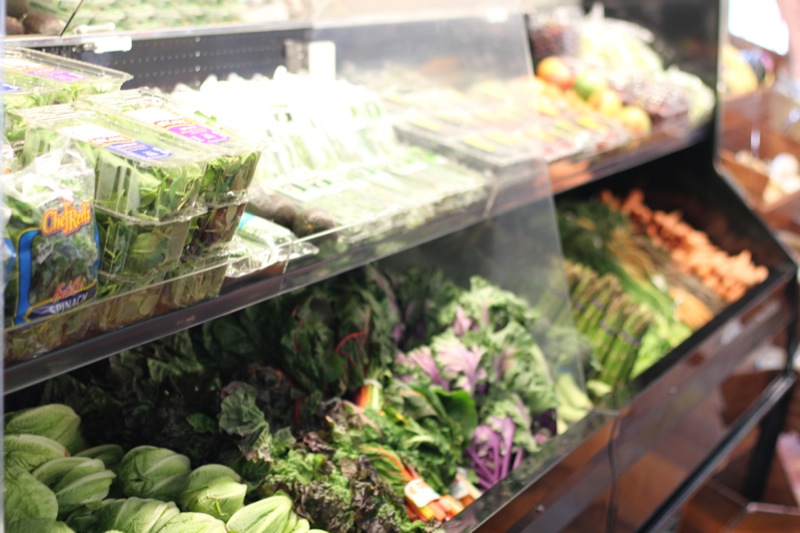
[
  {"xmin": 16, "ymin": 104, "xmax": 209, "ymax": 220},
  {"xmin": 2, "ymin": 73, "xmax": 61, "ymax": 148},
  {"xmin": 3, "ymin": 150, "xmax": 100, "ymax": 329},
  {"xmin": 1, "ymin": 47, "xmax": 131, "ymax": 104},
  {"xmin": 84, "ymin": 88, "xmax": 265, "ymax": 203}
]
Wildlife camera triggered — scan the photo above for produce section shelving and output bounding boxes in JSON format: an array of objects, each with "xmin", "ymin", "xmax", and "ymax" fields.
[
  {"xmin": 3, "ymin": 0, "xmax": 800, "ymax": 531},
  {"xmin": 4, "ymin": 166, "xmax": 549, "ymax": 394}
]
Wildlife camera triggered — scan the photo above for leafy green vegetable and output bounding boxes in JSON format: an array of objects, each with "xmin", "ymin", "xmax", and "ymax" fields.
[
  {"xmin": 94, "ymin": 497, "xmax": 180, "ymax": 533},
  {"xmin": 179, "ymin": 465, "xmax": 246, "ymax": 521},
  {"xmin": 95, "ymin": 208, "xmax": 193, "ymax": 277},
  {"xmin": 6, "ymin": 518, "xmax": 74, "ymax": 533},
  {"xmin": 218, "ymin": 383, "xmax": 292, "ymax": 464},
  {"xmin": 5, "ymin": 434, "xmax": 68, "ymax": 473},
  {"xmin": 5, "ymin": 468, "xmax": 59, "ymax": 523},
  {"xmin": 23, "ymin": 121, "xmax": 204, "ymax": 220},
  {"xmin": 5, "ymin": 404, "xmax": 87, "ymax": 454},
  {"xmin": 199, "ymin": 152, "xmax": 261, "ymax": 204},
  {"xmin": 32, "ymin": 457, "xmax": 116, "ymax": 515},
  {"xmin": 3, "ymin": 153, "xmax": 99, "ymax": 339},
  {"xmin": 226, "ymin": 494, "xmax": 293, "ymax": 533},
  {"xmin": 117, "ymin": 446, "xmax": 191, "ymax": 501},
  {"xmin": 184, "ymin": 200, "xmax": 246, "ymax": 256},
  {"xmin": 155, "ymin": 512, "xmax": 228, "ymax": 532},
  {"xmin": 4, "ymin": 77, "xmax": 57, "ymax": 145},
  {"xmin": 74, "ymin": 444, "xmax": 125, "ymax": 470},
  {"xmin": 41, "ymin": 338, "xmax": 227, "ymax": 466}
]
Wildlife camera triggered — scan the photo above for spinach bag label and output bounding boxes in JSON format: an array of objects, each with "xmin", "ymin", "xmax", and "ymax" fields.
[
  {"xmin": 61, "ymin": 124, "xmax": 173, "ymax": 161},
  {"xmin": 125, "ymin": 107, "xmax": 232, "ymax": 145},
  {"xmin": 6, "ymin": 182, "xmax": 101, "ymax": 327}
]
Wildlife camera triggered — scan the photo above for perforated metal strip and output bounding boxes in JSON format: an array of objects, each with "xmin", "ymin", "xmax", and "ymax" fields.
[{"xmin": 36, "ymin": 27, "xmax": 309, "ymax": 90}]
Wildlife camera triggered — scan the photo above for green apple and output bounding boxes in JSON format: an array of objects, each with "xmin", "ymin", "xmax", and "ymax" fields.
[{"xmin": 574, "ymin": 72, "xmax": 608, "ymax": 100}]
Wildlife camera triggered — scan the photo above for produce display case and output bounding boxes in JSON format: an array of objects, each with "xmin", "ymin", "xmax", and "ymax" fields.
[
  {"xmin": 556, "ymin": 145, "xmax": 798, "ymax": 531},
  {"xmin": 3, "ymin": 0, "xmax": 800, "ymax": 531}
]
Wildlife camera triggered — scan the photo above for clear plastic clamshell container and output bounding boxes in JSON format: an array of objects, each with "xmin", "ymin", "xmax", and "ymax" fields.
[
  {"xmin": 16, "ymin": 104, "xmax": 212, "ymax": 220},
  {"xmin": 159, "ymin": 252, "xmax": 231, "ymax": 309},
  {"xmin": 95, "ymin": 206, "xmax": 200, "ymax": 278},
  {"xmin": 84, "ymin": 89, "xmax": 265, "ymax": 203},
  {"xmin": 184, "ymin": 193, "xmax": 249, "ymax": 257},
  {"xmin": 1, "ymin": 47, "xmax": 131, "ymax": 104},
  {"xmin": 2, "ymin": 73, "xmax": 61, "ymax": 147}
]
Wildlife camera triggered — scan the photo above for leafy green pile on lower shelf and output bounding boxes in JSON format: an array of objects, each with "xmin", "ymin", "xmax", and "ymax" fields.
[{"xmin": 9, "ymin": 264, "xmax": 592, "ymax": 532}]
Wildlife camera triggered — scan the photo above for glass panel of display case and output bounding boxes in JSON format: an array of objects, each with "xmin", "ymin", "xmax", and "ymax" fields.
[{"xmin": 374, "ymin": 194, "xmax": 605, "ymax": 530}]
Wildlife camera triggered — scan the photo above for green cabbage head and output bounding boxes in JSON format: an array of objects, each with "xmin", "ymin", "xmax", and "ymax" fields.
[
  {"xmin": 5, "ymin": 468, "xmax": 58, "ymax": 523},
  {"xmin": 5, "ymin": 404, "xmax": 86, "ymax": 454},
  {"xmin": 96, "ymin": 497, "xmax": 181, "ymax": 533},
  {"xmin": 5, "ymin": 434, "xmax": 68, "ymax": 473},
  {"xmin": 75, "ymin": 444, "xmax": 125, "ymax": 470},
  {"xmin": 32, "ymin": 457, "xmax": 116, "ymax": 515},
  {"xmin": 226, "ymin": 494, "xmax": 293, "ymax": 533},
  {"xmin": 118, "ymin": 446, "xmax": 191, "ymax": 501},
  {"xmin": 154, "ymin": 512, "xmax": 227, "ymax": 532},
  {"xmin": 6, "ymin": 518, "xmax": 74, "ymax": 533},
  {"xmin": 179, "ymin": 464, "xmax": 246, "ymax": 521}
]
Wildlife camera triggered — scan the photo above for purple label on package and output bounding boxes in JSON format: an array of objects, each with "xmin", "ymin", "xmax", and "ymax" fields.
[
  {"xmin": 27, "ymin": 68, "xmax": 85, "ymax": 82},
  {"xmin": 107, "ymin": 140, "xmax": 172, "ymax": 161},
  {"xmin": 168, "ymin": 123, "xmax": 231, "ymax": 145}
]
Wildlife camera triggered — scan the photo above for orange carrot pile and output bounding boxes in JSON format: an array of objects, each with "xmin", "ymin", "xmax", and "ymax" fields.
[{"xmin": 603, "ymin": 189, "xmax": 769, "ymax": 302}]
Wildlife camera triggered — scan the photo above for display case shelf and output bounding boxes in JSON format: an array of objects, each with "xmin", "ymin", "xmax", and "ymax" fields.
[
  {"xmin": 550, "ymin": 124, "xmax": 712, "ymax": 194},
  {"xmin": 4, "ymin": 164, "xmax": 549, "ymax": 394}
]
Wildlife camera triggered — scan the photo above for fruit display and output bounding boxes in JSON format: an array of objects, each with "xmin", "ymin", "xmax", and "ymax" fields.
[
  {"xmin": 557, "ymin": 189, "xmax": 768, "ymax": 389},
  {"xmin": 530, "ymin": 9, "xmax": 714, "ymax": 136},
  {"xmin": 6, "ymin": 264, "xmax": 590, "ymax": 532}
]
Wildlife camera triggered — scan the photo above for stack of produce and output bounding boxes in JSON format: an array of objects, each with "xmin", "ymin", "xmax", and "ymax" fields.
[
  {"xmin": 3, "ymin": 404, "xmax": 327, "ymax": 533},
  {"xmin": 1, "ymin": 51, "xmax": 301, "ymax": 360},
  {"xmin": 1, "ymin": 47, "xmax": 131, "ymax": 156},
  {"xmin": 9, "ymin": 264, "xmax": 588, "ymax": 531},
  {"xmin": 559, "ymin": 188, "xmax": 768, "ymax": 388},
  {"xmin": 170, "ymin": 72, "xmax": 490, "ymax": 245},
  {"xmin": 85, "ymin": 88, "xmax": 265, "ymax": 254},
  {"xmin": 564, "ymin": 261, "xmax": 654, "ymax": 388},
  {"xmin": 529, "ymin": 8, "xmax": 714, "ymax": 127},
  {"xmin": 606, "ymin": 189, "xmax": 769, "ymax": 303}
]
